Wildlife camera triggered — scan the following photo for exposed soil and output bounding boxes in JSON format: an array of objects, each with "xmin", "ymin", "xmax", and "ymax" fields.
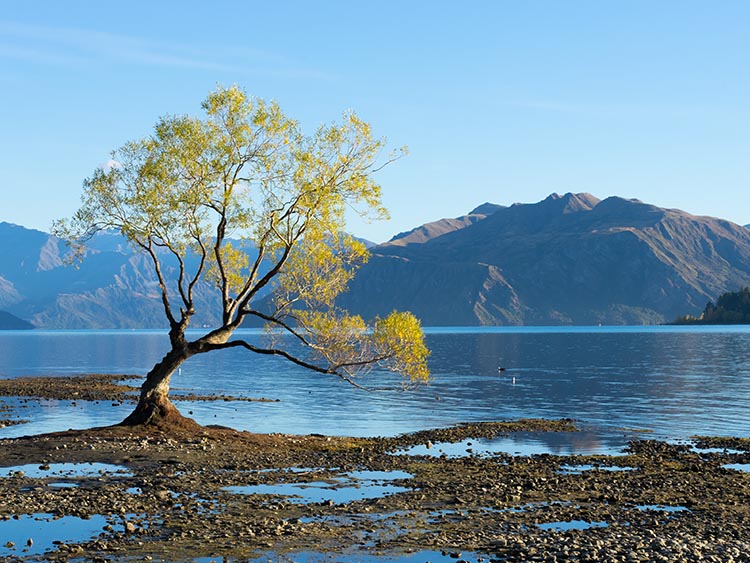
[
  {"xmin": 1, "ymin": 375, "xmax": 749, "ymax": 562},
  {"xmin": 0, "ymin": 374, "xmax": 278, "ymax": 405}
]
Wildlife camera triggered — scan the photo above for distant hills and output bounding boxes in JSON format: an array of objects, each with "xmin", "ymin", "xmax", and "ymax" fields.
[
  {"xmin": 0, "ymin": 310, "xmax": 33, "ymax": 330},
  {"xmin": 0, "ymin": 222, "xmax": 223, "ymax": 329},
  {"xmin": 2, "ymin": 193, "xmax": 750, "ymax": 327},
  {"xmin": 337, "ymin": 193, "xmax": 750, "ymax": 325}
]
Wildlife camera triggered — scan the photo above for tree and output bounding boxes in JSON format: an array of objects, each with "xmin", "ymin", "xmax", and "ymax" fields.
[
  {"xmin": 673, "ymin": 286, "xmax": 750, "ymax": 325},
  {"xmin": 54, "ymin": 85, "xmax": 429, "ymax": 429}
]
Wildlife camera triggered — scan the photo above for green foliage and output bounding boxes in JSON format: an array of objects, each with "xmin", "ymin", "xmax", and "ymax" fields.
[
  {"xmin": 674, "ymin": 287, "xmax": 750, "ymax": 325},
  {"xmin": 54, "ymin": 85, "xmax": 428, "ymax": 386}
]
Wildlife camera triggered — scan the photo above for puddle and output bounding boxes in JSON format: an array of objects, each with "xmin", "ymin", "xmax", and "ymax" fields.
[
  {"xmin": 537, "ymin": 520, "xmax": 608, "ymax": 531},
  {"xmin": 0, "ymin": 462, "xmax": 132, "ymax": 479},
  {"xmin": 347, "ymin": 470, "xmax": 412, "ymax": 481},
  {"xmin": 635, "ymin": 505, "xmax": 690, "ymax": 513},
  {"xmin": 299, "ymin": 511, "xmax": 407, "ymax": 525},
  {"xmin": 0, "ymin": 513, "xmax": 109, "ymax": 557},
  {"xmin": 246, "ymin": 466, "xmax": 327, "ymax": 475},
  {"xmin": 194, "ymin": 549, "xmax": 485, "ymax": 562},
  {"xmin": 223, "ymin": 470, "xmax": 412, "ymax": 505},
  {"xmin": 558, "ymin": 464, "xmax": 635, "ymax": 475},
  {"xmin": 503, "ymin": 501, "xmax": 571, "ymax": 514},
  {"xmin": 723, "ymin": 463, "xmax": 750, "ymax": 473},
  {"xmin": 692, "ymin": 447, "xmax": 745, "ymax": 455},
  {"xmin": 399, "ymin": 431, "xmax": 626, "ymax": 458}
]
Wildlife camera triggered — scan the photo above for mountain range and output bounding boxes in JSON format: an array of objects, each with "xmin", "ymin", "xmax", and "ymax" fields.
[
  {"xmin": 2, "ymin": 192, "xmax": 749, "ymax": 328},
  {"xmin": 0, "ymin": 222, "xmax": 223, "ymax": 329},
  {"xmin": 336, "ymin": 193, "xmax": 750, "ymax": 325}
]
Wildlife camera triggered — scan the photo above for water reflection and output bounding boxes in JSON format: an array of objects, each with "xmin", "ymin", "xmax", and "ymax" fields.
[
  {"xmin": 1, "ymin": 327, "xmax": 750, "ymax": 440},
  {"xmin": 536, "ymin": 519, "xmax": 608, "ymax": 531},
  {"xmin": 0, "ymin": 462, "xmax": 131, "ymax": 479},
  {"xmin": 223, "ymin": 470, "xmax": 412, "ymax": 505},
  {"xmin": 400, "ymin": 430, "xmax": 631, "ymax": 457},
  {"xmin": 0, "ymin": 513, "xmax": 110, "ymax": 558}
]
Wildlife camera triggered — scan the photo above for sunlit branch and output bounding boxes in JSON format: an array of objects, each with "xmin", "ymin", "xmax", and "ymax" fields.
[
  {"xmin": 243, "ymin": 310, "xmax": 320, "ymax": 349},
  {"xmin": 196, "ymin": 339, "xmax": 371, "ymax": 390}
]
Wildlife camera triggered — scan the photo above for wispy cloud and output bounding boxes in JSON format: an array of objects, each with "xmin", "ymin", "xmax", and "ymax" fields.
[
  {"xmin": 0, "ymin": 20, "xmax": 333, "ymax": 79},
  {"xmin": 0, "ymin": 43, "xmax": 89, "ymax": 67}
]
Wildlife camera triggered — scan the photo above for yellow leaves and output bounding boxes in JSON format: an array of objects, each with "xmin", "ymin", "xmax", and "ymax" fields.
[
  {"xmin": 57, "ymin": 83, "xmax": 430, "ymax": 388},
  {"xmin": 288, "ymin": 309, "xmax": 430, "ymax": 384},
  {"xmin": 208, "ymin": 241, "xmax": 250, "ymax": 295},
  {"xmin": 276, "ymin": 233, "xmax": 368, "ymax": 310},
  {"xmin": 294, "ymin": 310, "xmax": 367, "ymax": 368},
  {"xmin": 373, "ymin": 312, "xmax": 430, "ymax": 383}
]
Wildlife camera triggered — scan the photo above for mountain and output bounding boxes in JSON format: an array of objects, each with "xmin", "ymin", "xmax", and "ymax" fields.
[
  {"xmin": 0, "ymin": 310, "xmax": 33, "ymax": 330},
  {"xmin": 336, "ymin": 193, "xmax": 750, "ymax": 325},
  {"xmin": 386, "ymin": 204, "xmax": 503, "ymax": 247},
  {"xmin": 4, "ymin": 193, "xmax": 750, "ymax": 327},
  {"xmin": 0, "ymin": 222, "xmax": 224, "ymax": 329}
]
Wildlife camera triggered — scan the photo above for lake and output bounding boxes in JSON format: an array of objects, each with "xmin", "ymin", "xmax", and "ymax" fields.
[{"xmin": 1, "ymin": 326, "xmax": 750, "ymax": 446}]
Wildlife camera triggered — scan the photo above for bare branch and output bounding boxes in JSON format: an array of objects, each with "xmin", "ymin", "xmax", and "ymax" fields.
[
  {"xmin": 200, "ymin": 339, "xmax": 373, "ymax": 390},
  {"xmin": 140, "ymin": 239, "xmax": 178, "ymax": 327}
]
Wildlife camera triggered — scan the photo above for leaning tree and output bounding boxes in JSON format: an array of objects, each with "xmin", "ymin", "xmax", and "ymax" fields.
[{"xmin": 54, "ymin": 85, "xmax": 429, "ymax": 428}]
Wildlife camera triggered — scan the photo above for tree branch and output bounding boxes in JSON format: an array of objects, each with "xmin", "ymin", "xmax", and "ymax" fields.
[{"xmin": 140, "ymin": 239, "xmax": 177, "ymax": 328}]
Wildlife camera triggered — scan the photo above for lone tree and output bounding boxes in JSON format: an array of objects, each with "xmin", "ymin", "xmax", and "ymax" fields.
[{"xmin": 54, "ymin": 85, "xmax": 429, "ymax": 429}]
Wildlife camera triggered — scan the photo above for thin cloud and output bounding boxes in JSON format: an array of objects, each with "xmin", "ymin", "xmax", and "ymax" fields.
[
  {"xmin": 0, "ymin": 43, "xmax": 89, "ymax": 67},
  {"xmin": 0, "ymin": 19, "xmax": 329, "ymax": 79}
]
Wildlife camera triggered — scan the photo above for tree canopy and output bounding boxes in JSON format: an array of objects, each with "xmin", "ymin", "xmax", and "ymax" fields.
[
  {"xmin": 674, "ymin": 286, "xmax": 750, "ymax": 325},
  {"xmin": 54, "ymin": 85, "xmax": 429, "ymax": 426}
]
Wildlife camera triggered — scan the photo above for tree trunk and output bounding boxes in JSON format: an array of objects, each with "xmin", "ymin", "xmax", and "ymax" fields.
[{"xmin": 119, "ymin": 348, "xmax": 199, "ymax": 430}]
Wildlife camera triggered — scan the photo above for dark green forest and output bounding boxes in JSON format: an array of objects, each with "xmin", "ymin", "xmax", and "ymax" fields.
[{"xmin": 674, "ymin": 287, "xmax": 750, "ymax": 324}]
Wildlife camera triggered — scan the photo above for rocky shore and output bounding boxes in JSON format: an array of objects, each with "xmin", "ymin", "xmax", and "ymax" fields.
[{"xmin": 1, "ymin": 375, "xmax": 749, "ymax": 562}]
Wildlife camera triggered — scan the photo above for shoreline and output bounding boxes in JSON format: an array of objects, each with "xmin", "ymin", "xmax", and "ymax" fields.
[{"xmin": 1, "ymin": 375, "xmax": 749, "ymax": 562}]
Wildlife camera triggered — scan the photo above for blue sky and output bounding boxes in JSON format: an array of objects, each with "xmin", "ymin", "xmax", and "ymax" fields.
[{"xmin": 2, "ymin": 1, "xmax": 749, "ymax": 243}]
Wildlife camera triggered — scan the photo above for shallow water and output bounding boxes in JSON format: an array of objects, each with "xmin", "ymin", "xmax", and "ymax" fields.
[
  {"xmin": 1, "ymin": 326, "xmax": 750, "ymax": 441},
  {"xmin": 194, "ymin": 551, "xmax": 485, "ymax": 563},
  {"xmin": 399, "ymin": 429, "xmax": 635, "ymax": 457},
  {"xmin": 223, "ymin": 470, "xmax": 413, "ymax": 505},
  {"xmin": 558, "ymin": 464, "xmax": 635, "ymax": 474},
  {"xmin": 0, "ymin": 462, "xmax": 131, "ymax": 479},
  {"xmin": 635, "ymin": 505, "xmax": 690, "ymax": 513},
  {"xmin": 724, "ymin": 463, "xmax": 750, "ymax": 472},
  {"xmin": 3, "ymin": 327, "xmax": 748, "ymax": 563},
  {"xmin": 0, "ymin": 513, "xmax": 111, "ymax": 558},
  {"xmin": 536, "ymin": 519, "xmax": 608, "ymax": 531}
]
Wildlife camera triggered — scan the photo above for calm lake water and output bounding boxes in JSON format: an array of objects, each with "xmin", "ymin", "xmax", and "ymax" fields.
[{"xmin": 1, "ymin": 326, "xmax": 750, "ymax": 444}]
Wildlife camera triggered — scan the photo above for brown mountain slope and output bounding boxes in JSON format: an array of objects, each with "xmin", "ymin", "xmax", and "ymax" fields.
[
  {"xmin": 338, "ymin": 193, "xmax": 750, "ymax": 325},
  {"xmin": 384, "ymin": 203, "xmax": 505, "ymax": 247}
]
